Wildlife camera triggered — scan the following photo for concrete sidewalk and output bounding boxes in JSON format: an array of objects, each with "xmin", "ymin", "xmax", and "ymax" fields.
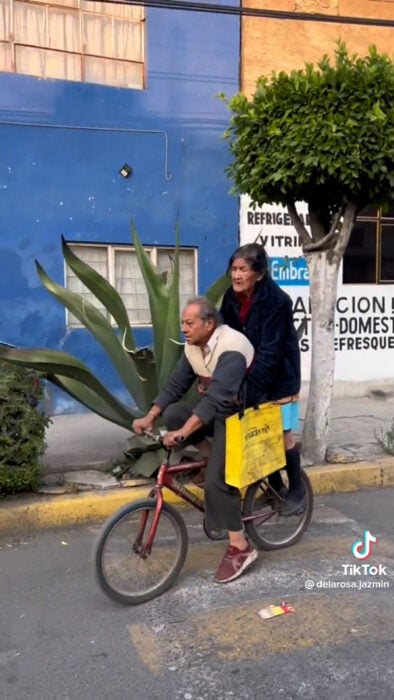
[
  {"xmin": 1, "ymin": 394, "xmax": 393, "ymax": 537},
  {"xmin": 42, "ymin": 394, "xmax": 394, "ymax": 474}
]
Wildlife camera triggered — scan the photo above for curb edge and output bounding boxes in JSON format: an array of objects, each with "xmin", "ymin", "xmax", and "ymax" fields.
[{"xmin": 1, "ymin": 458, "xmax": 393, "ymax": 537}]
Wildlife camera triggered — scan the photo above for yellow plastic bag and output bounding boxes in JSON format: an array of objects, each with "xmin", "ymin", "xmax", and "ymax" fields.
[{"xmin": 225, "ymin": 403, "xmax": 286, "ymax": 489}]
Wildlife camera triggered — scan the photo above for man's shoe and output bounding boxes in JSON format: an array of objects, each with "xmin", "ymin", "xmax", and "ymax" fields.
[
  {"xmin": 214, "ymin": 543, "xmax": 258, "ymax": 583},
  {"xmin": 280, "ymin": 491, "xmax": 306, "ymax": 517}
]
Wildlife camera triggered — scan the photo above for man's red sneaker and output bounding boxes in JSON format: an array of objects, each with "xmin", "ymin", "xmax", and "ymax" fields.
[{"xmin": 214, "ymin": 543, "xmax": 258, "ymax": 583}]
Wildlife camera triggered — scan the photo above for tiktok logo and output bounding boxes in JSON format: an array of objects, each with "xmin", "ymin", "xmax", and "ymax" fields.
[{"xmin": 351, "ymin": 530, "xmax": 378, "ymax": 560}]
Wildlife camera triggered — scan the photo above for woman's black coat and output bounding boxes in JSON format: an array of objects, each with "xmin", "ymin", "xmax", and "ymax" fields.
[{"xmin": 220, "ymin": 276, "xmax": 301, "ymax": 404}]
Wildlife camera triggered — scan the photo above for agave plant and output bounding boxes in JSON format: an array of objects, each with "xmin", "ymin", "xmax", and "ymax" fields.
[{"xmin": 0, "ymin": 226, "xmax": 230, "ymax": 431}]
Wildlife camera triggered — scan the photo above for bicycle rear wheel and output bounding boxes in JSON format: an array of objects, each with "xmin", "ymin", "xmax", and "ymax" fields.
[
  {"xmin": 94, "ymin": 499, "xmax": 188, "ymax": 605},
  {"xmin": 243, "ymin": 469, "xmax": 313, "ymax": 551}
]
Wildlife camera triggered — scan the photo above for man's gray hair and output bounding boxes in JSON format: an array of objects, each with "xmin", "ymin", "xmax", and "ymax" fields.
[{"xmin": 185, "ymin": 296, "xmax": 223, "ymax": 327}]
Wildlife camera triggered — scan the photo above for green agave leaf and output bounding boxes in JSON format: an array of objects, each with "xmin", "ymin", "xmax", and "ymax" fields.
[
  {"xmin": 36, "ymin": 261, "xmax": 153, "ymax": 412},
  {"xmin": 62, "ymin": 237, "xmax": 136, "ymax": 351},
  {"xmin": 126, "ymin": 449, "xmax": 166, "ymax": 478},
  {"xmin": 132, "ymin": 225, "xmax": 181, "ymax": 389},
  {"xmin": 157, "ymin": 226, "xmax": 183, "ymax": 388},
  {"xmin": 48, "ymin": 374, "xmax": 139, "ymax": 428},
  {"xmin": 124, "ymin": 347, "xmax": 157, "ymax": 406},
  {"xmin": 205, "ymin": 272, "xmax": 231, "ymax": 307},
  {"xmin": 0, "ymin": 346, "xmax": 136, "ymax": 428}
]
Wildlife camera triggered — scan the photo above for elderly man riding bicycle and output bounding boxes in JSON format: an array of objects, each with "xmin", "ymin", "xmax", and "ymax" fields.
[{"xmin": 133, "ymin": 296, "xmax": 258, "ymax": 584}]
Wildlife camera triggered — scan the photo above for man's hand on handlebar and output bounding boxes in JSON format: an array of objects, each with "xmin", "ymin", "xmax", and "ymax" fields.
[
  {"xmin": 132, "ymin": 415, "xmax": 155, "ymax": 436},
  {"xmin": 133, "ymin": 405, "xmax": 161, "ymax": 436},
  {"xmin": 162, "ymin": 431, "xmax": 185, "ymax": 448}
]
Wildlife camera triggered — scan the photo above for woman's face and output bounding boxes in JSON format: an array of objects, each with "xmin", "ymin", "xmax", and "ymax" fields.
[{"xmin": 230, "ymin": 257, "xmax": 264, "ymax": 296}]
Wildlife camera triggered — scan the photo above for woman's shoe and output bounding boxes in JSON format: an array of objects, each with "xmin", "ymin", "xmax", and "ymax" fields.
[{"xmin": 280, "ymin": 490, "xmax": 306, "ymax": 517}]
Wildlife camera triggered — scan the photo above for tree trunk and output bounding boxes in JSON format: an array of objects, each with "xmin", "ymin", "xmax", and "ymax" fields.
[{"xmin": 301, "ymin": 250, "xmax": 340, "ymax": 464}]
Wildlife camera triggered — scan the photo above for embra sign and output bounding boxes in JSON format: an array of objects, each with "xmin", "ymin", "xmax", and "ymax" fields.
[{"xmin": 270, "ymin": 257, "xmax": 310, "ymax": 286}]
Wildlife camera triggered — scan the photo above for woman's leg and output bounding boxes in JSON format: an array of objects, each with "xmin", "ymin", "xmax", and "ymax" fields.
[
  {"xmin": 268, "ymin": 402, "xmax": 304, "ymax": 512},
  {"xmin": 268, "ymin": 468, "xmax": 285, "ymax": 492},
  {"xmin": 280, "ymin": 429, "xmax": 305, "ymax": 515}
]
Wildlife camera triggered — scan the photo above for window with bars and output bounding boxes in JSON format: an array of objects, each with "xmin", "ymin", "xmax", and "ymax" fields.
[
  {"xmin": 66, "ymin": 243, "xmax": 198, "ymax": 327},
  {"xmin": 343, "ymin": 209, "xmax": 394, "ymax": 284},
  {"xmin": 0, "ymin": 0, "xmax": 145, "ymax": 88}
]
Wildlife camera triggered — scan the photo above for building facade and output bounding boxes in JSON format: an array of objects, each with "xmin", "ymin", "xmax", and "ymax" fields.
[
  {"xmin": 0, "ymin": 0, "xmax": 241, "ymax": 412},
  {"xmin": 1, "ymin": 0, "xmax": 393, "ymax": 413}
]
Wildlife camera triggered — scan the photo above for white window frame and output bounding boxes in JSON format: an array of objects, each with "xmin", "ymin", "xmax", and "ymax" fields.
[{"xmin": 64, "ymin": 242, "xmax": 198, "ymax": 328}]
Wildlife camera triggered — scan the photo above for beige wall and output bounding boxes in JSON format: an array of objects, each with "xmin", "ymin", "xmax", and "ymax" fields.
[{"xmin": 242, "ymin": 0, "xmax": 394, "ymax": 96}]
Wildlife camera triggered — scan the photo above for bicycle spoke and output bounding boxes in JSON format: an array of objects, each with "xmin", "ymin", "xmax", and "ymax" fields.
[{"xmin": 243, "ymin": 470, "xmax": 313, "ymax": 550}]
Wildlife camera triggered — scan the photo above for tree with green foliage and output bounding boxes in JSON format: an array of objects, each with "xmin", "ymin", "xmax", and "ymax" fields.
[{"xmin": 222, "ymin": 42, "xmax": 394, "ymax": 464}]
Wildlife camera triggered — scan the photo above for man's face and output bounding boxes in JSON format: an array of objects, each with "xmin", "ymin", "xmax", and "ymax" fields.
[{"xmin": 181, "ymin": 304, "xmax": 214, "ymax": 346}]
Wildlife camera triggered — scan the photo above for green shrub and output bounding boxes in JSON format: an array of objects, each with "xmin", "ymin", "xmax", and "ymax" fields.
[
  {"xmin": 376, "ymin": 418, "xmax": 394, "ymax": 456},
  {"xmin": 0, "ymin": 360, "xmax": 50, "ymax": 496},
  {"xmin": 0, "ymin": 464, "xmax": 41, "ymax": 496}
]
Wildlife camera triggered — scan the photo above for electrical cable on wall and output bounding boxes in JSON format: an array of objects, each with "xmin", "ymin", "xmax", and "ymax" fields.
[{"xmin": 82, "ymin": 0, "xmax": 394, "ymax": 29}]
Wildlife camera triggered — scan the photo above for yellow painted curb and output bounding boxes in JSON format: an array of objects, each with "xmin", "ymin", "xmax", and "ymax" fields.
[
  {"xmin": 0, "ymin": 458, "xmax": 393, "ymax": 536},
  {"xmin": 306, "ymin": 458, "xmax": 394, "ymax": 495},
  {"xmin": 0, "ymin": 485, "xmax": 201, "ymax": 536}
]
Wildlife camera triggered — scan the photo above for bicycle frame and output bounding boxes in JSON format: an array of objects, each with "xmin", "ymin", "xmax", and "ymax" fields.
[
  {"xmin": 138, "ymin": 451, "xmax": 207, "ymax": 552},
  {"xmin": 155, "ymin": 459, "xmax": 208, "ymax": 509},
  {"xmin": 137, "ymin": 446, "xmax": 283, "ymax": 552}
]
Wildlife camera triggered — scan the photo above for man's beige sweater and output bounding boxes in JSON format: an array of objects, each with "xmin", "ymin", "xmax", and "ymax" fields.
[
  {"xmin": 184, "ymin": 324, "xmax": 254, "ymax": 378},
  {"xmin": 155, "ymin": 324, "xmax": 254, "ymax": 424}
]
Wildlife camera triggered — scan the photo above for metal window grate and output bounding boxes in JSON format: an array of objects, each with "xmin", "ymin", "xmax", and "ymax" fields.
[{"xmin": 65, "ymin": 243, "xmax": 198, "ymax": 327}]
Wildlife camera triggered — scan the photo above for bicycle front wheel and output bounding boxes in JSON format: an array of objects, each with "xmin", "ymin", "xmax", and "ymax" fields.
[
  {"xmin": 94, "ymin": 499, "xmax": 188, "ymax": 605},
  {"xmin": 243, "ymin": 469, "xmax": 313, "ymax": 551}
]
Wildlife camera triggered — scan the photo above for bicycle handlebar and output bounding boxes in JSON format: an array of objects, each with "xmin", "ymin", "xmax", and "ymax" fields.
[
  {"xmin": 142, "ymin": 430, "xmax": 162, "ymax": 443},
  {"xmin": 142, "ymin": 430, "xmax": 185, "ymax": 445}
]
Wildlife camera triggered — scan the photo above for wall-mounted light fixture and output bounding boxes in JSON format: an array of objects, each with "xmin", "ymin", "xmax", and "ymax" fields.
[{"xmin": 119, "ymin": 163, "xmax": 133, "ymax": 179}]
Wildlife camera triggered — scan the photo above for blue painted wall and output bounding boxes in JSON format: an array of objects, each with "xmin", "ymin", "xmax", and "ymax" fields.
[{"xmin": 0, "ymin": 3, "xmax": 240, "ymax": 413}]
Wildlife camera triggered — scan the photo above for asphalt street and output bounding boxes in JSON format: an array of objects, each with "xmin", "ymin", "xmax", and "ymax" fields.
[{"xmin": 0, "ymin": 488, "xmax": 393, "ymax": 700}]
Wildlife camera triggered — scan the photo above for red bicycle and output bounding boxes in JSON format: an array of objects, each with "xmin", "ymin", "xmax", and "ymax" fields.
[{"xmin": 94, "ymin": 432, "xmax": 313, "ymax": 605}]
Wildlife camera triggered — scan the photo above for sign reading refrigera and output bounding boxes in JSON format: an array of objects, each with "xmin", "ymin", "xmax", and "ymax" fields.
[{"xmin": 241, "ymin": 198, "xmax": 310, "ymax": 285}]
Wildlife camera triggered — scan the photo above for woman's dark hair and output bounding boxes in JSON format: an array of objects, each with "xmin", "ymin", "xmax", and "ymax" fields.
[{"xmin": 228, "ymin": 243, "xmax": 270, "ymax": 276}]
